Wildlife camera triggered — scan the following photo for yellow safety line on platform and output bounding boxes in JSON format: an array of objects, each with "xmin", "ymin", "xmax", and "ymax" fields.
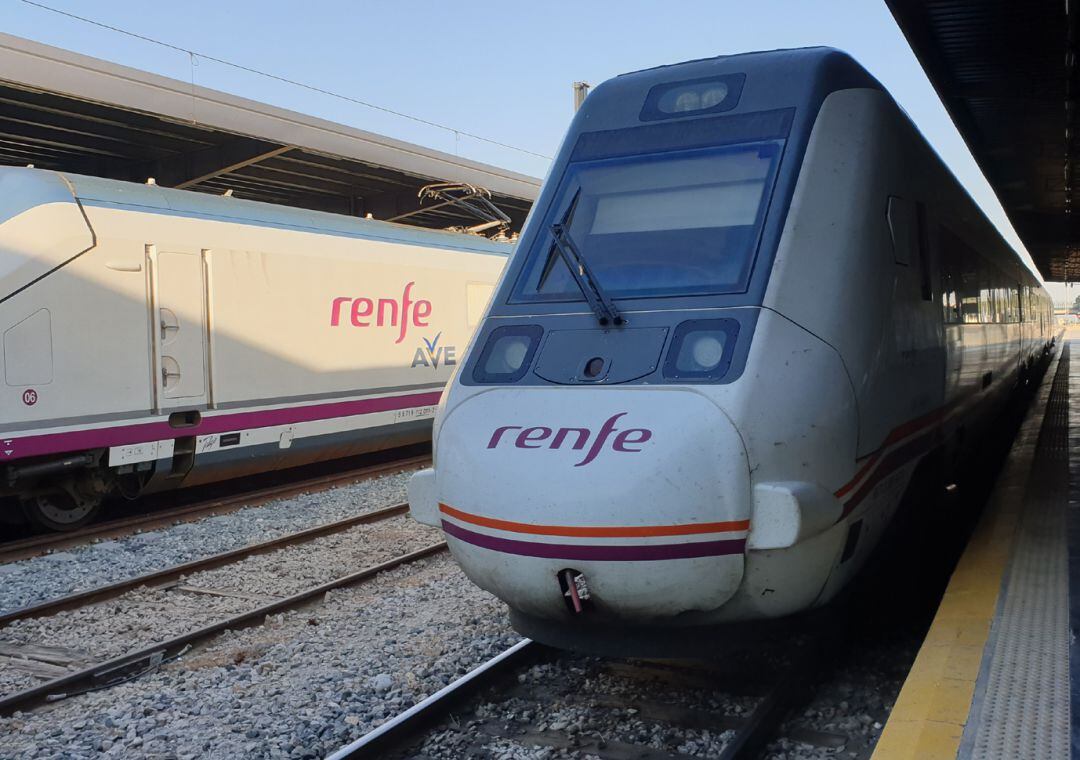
[{"xmin": 870, "ymin": 351, "xmax": 1058, "ymax": 760}]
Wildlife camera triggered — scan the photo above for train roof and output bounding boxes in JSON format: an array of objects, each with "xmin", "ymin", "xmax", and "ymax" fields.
[
  {"xmin": 619, "ymin": 45, "xmax": 873, "ymax": 79},
  {"xmin": 575, "ymin": 47, "xmax": 883, "ymax": 134},
  {"xmin": 0, "ymin": 167, "xmax": 511, "ymax": 256}
]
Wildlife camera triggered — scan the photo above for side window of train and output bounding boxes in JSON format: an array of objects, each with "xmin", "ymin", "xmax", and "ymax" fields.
[
  {"xmin": 988, "ymin": 272, "xmax": 1018, "ymax": 324},
  {"xmin": 980, "ymin": 266, "xmax": 1011, "ymax": 324},
  {"xmin": 986, "ymin": 275, "xmax": 998, "ymax": 323},
  {"xmin": 962, "ymin": 246, "xmax": 980, "ymax": 320},
  {"xmin": 887, "ymin": 196, "xmax": 915, "ymax": 267},
  {"xmin": 937, "ymin": 225, "xmax": 962, "ymax": 323}
]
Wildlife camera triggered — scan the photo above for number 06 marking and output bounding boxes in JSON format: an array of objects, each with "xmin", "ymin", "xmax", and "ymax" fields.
[{"xmin": 22, "ymin": 389, "xmax": 37, "ymax": 406}]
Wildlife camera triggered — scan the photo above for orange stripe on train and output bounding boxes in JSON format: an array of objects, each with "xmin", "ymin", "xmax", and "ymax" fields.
[{"xmin": 438, "ymin": 503, "xmax": 750, "ymax": 538}]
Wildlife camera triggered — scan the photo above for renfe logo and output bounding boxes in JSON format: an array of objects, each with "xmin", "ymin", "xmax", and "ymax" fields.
[
  {"xmin": 330, "ymin": 282, "xmax": 431, "ymax": 344},
  {"xmin": 487, "ymin": 412, "xmax": 653, "ymax": 467}
]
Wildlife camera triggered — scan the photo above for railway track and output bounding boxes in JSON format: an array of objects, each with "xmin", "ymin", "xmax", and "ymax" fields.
[
  {"xmin": 0, "ymin": 501, "xmax": 448, "ymax": 715},
  {"xmin": 328, "ymin": 627, "xmax": 849, "ymax": 760},
  {"xmin": 0, "ymin": 453, "xmax": 430, "ymax": 563},
  {"xmin": 321, "ymin": 347, "xmax": 1062, "ymax": 760},
  {"xmin": 0, "ymin": 501, "xmax": 412, "ymax": 627}
]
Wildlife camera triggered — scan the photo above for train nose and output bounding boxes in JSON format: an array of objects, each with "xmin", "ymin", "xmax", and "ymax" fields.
[{"xmin": 415, "ymin": 388, "xmax": 751, "ymax": 622}]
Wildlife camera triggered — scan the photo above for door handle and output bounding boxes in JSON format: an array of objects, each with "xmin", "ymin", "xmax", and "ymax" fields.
[{"xmin": 159, "ymin": 308, "xmax": 180, "ymax": 341}]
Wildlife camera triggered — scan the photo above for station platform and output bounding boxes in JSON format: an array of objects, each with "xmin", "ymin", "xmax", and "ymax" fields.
[{"xmin": 872, "ymin": 336, "xmax": 1074, "ymax": 760}]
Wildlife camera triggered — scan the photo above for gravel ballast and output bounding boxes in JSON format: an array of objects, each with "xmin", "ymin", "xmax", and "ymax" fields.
[
  {"xmin": 408, "ymin": 645, "xmax": 791, "ymax": 760},
  {"xmin": 0, "ymin": 471, "xmax": 413, "ymax": 615},
  {"xmin": 0, "ymin": 513, "xmax": 440, "ymax": 700},
  {"xmin": 0, "ymin": 554, "xmax": 519, "ymax": 759}
]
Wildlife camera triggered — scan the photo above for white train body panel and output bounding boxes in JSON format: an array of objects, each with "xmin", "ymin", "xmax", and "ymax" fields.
[
  {"xmin": 435, "ymin": 386, "xmax": 750, "ymax": 619},
  {"xmin": 0, "ymin": 167, "xmax": 508, "ymax": 521},
  {"xmin": 408, "ymin": 48, "xmax": 1055, "ymax": 651}
]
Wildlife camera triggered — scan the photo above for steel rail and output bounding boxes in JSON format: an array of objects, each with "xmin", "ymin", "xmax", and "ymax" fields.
[
  {"xmin": 714, "ymin": 641, "xmax": 831, "ymax": 759},
  {"xmin": 324, "ymin": 637, "xmax": 845, "ymax": 760},
  {"xmin": 0, "ymin": 454, "xmax": 430, "ymax": 563},
  {"xmin": 314, "ymin": 597, "xmax": 841, "ymax": 759},
  {"xmin": 326, "ymin": 639, "xmax": 543, "ymax": 760},
  {"xmin": 0, "ymin": 501, "xmax": 411, "ymax": 627},
  {"xmin": 0, "ymin": 541, "xmax": 448, "ymax": 715}
]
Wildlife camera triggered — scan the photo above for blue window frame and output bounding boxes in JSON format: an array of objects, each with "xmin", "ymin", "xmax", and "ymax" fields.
[{"xmin": 510, "ymin": 140, "xmax": 784, "ymax": 304}]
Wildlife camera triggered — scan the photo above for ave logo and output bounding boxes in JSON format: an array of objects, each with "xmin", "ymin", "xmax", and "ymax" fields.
[{"xmin": 411, "ymin": 332, "xmax": 457, "ymax": 369}]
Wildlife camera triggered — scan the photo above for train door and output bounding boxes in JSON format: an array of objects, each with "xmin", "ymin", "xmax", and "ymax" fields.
[{"xmin": 147, "ymin": 245, "xmax": 209, "ymax": 411}]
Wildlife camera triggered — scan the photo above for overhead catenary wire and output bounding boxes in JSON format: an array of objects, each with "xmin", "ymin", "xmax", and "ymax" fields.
[{"xmin": 19, "ymin": 0, "xmax": 553, "ymax": 161}]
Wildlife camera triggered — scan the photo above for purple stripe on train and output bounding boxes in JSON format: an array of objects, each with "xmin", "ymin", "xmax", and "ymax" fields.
[
  {"xmin": 441, "ymin": 520, "xmax": 746, "ymax": 561},
  {"xmin": 3, "ymin": 391, "xmax": 443, "ymax": 462}
]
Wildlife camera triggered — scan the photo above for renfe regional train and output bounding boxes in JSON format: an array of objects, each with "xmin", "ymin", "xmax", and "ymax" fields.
[
  {"xmin": 0, "ymin": 167, "xmax": 509, "ymax": 529},
  {"xmin": 408, "ymin": 48, "xmax": 1055, "ymax": 652}
]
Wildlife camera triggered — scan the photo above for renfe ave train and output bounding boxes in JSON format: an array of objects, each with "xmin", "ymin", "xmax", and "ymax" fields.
[
  {"xmin": 408, "ymin": 47, "xmax": 1055, "ymax": 653},
  {"xmin": 0, "ymin": 168, "xmax": 509, "ymax": 529}
]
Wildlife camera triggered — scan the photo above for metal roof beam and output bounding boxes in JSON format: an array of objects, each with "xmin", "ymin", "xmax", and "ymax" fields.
[
  {"xmin": 139, "ymin": 138, "xmax": 295, "ymax": 189},
  {"xmin": 276, "ymin": 151, "xmax": 421, "ymax": 190},
  {"xmin": 0, "ymin": 93, "xmax": 211, "ymax": 153},
  {"xmin": 0, "ymin": 117, "xmax": 140, "ymax": 158}
]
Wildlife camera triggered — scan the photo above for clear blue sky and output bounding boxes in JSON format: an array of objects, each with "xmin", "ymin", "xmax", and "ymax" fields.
[{"xmin": 6, "ymin": 0, "xmax": 1074, "ymax": 303}]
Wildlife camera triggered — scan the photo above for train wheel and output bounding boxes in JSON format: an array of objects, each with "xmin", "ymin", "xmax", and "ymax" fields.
[{"xmin": 21, "ymin": 489, "xmax": 102, "ymax": 531}]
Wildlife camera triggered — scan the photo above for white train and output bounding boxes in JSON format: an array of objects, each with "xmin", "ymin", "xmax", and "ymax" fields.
[
  {"xmin": 408, "ymin": 48, "xmax": 1056, "ymax": 653},
  {"xmin": 0, "ymin": 168, "xmax": 509, "ymax": 529}
]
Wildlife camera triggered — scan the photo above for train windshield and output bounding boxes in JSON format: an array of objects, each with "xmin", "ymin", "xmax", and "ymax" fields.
[{"xmin": 513, "ymin": 141, "xmax": 782, "ymax": 302}]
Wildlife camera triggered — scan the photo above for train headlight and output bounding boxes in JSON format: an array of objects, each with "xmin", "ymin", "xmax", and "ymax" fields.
[
  {"xmin": 672, "ymin": 90, "xmax": 702, "ymax": 113},
  {"xmin": 663, "ymin": 83, "xmax": 728, "ymax": 114},
  {"xmin": 641, "ymin": 74, "xmax": 745, "ymax": 121},
  {"xmin": 663, "ymin": 319, "xmax": 739, "ymax": 381},
  {"xmin": 500, "ymin": 337, "xmax": 530, "ymax": 371},
  {"xmin": 699, "ymin": 85, "xmax": 728, "ymax": 109},
  {"xmin": 688, "ymin": 333, "xmax": 725, "ymax": 369},
  {"xmin": 472, "ymin": 325, "xmax": 543, "ymax": 383}
]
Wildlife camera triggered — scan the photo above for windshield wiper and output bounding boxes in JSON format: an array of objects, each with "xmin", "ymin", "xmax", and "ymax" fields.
[{"xmin": 549, "ymin": 192, "xmax": 623, "ymax": 326}]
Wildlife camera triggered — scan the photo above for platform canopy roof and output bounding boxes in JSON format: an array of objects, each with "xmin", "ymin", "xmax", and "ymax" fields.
[
  {"xmin": 886, "ymin": 0, "xmax": 1078, "ymax": 281},
  {"xmin": 0, "ymin": 33, "xmax": 540, "ymax": 231}
]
